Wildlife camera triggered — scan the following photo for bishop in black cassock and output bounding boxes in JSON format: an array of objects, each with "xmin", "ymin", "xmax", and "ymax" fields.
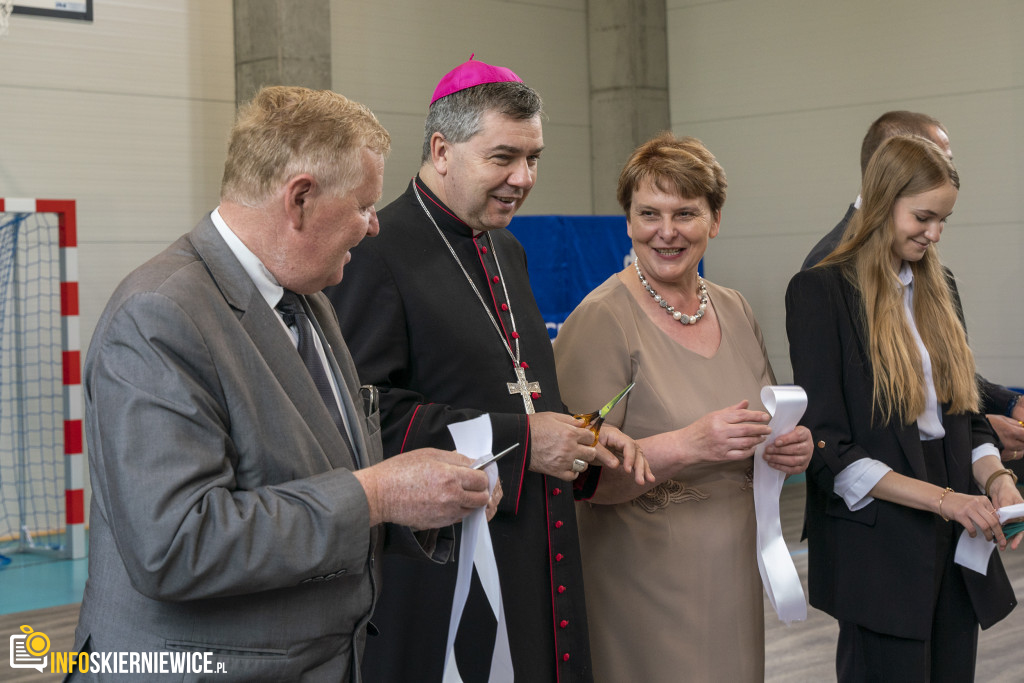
[{"xmin": 325, "ymin": 176, "xmax": 596, "ymax": 682}]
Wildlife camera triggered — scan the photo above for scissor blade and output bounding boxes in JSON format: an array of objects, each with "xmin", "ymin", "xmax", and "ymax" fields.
[
  {"xmin": 598, "ymin": 382, "xmax": 635, "ymax": 418},
  {"xmin": 472, "ymin": 442, "xmax": 520, "ymax": 470}
]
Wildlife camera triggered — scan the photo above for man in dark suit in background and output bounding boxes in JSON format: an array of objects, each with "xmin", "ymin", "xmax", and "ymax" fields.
[
  {"xmin": 72, "ymin": 86, "xmax": 494, "ymax": 682},
  {"xmin": 801, "ymin": 110, "xmax": 1024, "ymax": 465}
]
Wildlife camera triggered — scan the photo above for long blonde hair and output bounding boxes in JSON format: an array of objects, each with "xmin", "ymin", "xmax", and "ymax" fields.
[{"xmin": 820, "ymin": 135, "xmax": 978, "ymax": 424}]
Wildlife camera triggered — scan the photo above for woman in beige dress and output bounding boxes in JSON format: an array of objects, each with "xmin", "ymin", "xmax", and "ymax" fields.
[{"xmin": 554, "ymin": 133, "xmax": 813, "ymax": 682}]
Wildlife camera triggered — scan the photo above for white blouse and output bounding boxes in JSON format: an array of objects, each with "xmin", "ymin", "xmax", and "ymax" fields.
[{"xmin": 834, "ymin": 263, "xmax": 998, "ymax": 510}]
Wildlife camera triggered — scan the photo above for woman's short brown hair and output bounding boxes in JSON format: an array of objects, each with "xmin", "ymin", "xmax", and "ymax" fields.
[{"xmin": 616, "ymin": 132, "xmax": 727, "ymax": 216}]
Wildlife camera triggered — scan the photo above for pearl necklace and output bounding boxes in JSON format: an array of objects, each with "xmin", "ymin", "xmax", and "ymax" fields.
[{"xmin": 634, "ymin": 258, "xmax": 708, "ymax": 325}]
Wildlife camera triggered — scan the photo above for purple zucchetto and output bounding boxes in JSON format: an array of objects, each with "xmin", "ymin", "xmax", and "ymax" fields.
[{"xmin": 430, "ymin": 54, "xmax": 523, "ymax": 105}]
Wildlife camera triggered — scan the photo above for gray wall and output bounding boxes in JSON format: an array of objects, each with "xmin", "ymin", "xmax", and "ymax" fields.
[
  {"xmin": 328, "ymin": 0, "xmax": 594, "ymax": 214},
  {"xmin": 1, "ymin": 0, "xmax": 235, "ymax": 353},
  {"xmin": 664, "ymin": 0, "xmax": 1024, "ymax": 386}
]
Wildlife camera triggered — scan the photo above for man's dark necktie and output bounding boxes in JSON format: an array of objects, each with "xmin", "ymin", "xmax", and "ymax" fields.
[{"xmin": 277, "ymin": 290, "xmax": 355, "ymax": 454}]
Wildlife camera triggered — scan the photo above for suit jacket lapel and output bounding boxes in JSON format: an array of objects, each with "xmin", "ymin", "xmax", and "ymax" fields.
[
  {"xmin": 837, "ymin": 271, "xmax": 929, "ymax": 481},
  {"xmin": 187, "ymin": 216, "xmax": 357, "ymax": 471},
  {"xmin": 839, "ymin": 203, "xmax": 857, "ymax": 233}
]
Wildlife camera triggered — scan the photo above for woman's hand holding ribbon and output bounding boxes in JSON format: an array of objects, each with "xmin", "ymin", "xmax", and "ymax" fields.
[{"xmin": 761, "ymin": 426, "xmax": 813, "ymax": 476}]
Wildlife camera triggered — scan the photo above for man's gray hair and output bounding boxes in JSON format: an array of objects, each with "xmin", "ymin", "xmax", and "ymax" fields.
[{"xmin": 421, "ymin": 81, "xmax": 543, "ymax": 163}]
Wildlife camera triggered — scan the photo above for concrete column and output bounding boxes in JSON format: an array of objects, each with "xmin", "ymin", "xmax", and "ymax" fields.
[
  {"xmin": 233, "ymin": 0, "xmax": 332, "ymax": 105},
  {"xmin": 587, "ymin": 0, "xmax": 670, "ymax": 214}
]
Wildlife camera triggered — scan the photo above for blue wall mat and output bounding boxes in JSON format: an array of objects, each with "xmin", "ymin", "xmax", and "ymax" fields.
[
  {"xmin": 508, "ymin": 215, "xmax": 633, "ymax": 338},
  {"xmin": 508, "ymin": 215, "xmax": 705, "ymax": 338}
]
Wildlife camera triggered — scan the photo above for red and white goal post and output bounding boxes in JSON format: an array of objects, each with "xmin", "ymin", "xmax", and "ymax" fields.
[{"xmin": 0, "ymin": 198, "xmax": 85, "ymax": 560}]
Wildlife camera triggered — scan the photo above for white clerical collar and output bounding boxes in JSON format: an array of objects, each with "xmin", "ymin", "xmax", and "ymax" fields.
[
  {"xmin": 853, "ymin": 195, "xmax": 862, "ymax": 210},
  {"xmin": 210, "ymin": 207, "xmax": 285, "ymax": 309}
]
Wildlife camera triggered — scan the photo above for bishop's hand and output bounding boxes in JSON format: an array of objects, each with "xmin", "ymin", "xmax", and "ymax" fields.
[{"xmin": 528, "ymin": 412, "xmax": 622, "ymax": 481}]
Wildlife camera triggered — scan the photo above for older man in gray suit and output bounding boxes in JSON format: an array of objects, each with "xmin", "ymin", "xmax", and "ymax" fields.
[{"xmin": 70, "ymin": 86, "xmax": 495, "ymax": 682}]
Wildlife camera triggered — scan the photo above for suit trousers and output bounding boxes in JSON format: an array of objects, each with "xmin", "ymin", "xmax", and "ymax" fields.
[{"xmin": 836, "ymin": 439, "xmax": 980, "ymax": 682}]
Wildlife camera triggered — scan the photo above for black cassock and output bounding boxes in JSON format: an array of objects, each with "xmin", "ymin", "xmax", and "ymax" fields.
[{"xmin": 326, "ymin": 178, "xmax": 595, "ymax": 682}]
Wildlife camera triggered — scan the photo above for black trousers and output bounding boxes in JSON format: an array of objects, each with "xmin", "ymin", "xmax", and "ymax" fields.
[{"xmin": 836, "ymin": 439, "xmax": 980, "ymax": 682}]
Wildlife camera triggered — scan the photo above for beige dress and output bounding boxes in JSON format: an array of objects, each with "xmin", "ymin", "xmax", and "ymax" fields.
[{"xmin": 554, "ymin": 272, "xmax": 775, "ymax": 683}]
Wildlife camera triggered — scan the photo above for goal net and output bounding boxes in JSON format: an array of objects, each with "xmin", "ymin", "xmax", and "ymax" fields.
[{"xmin": 0, "ymin": 199, "xmax": 85, "ymax": 562}]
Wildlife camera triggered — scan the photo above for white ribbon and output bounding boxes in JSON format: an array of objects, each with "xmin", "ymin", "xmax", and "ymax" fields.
[
  {"xmin": 443, "ymin": 415, "xmax": 513, "ymax": 683},
  {"xmin": 753, "ymin": 385, "xmax": 809, "ymax": 624},
  {"xmin": 954, "ymin": 501, "xmax": 1024, "ymax": 575}
]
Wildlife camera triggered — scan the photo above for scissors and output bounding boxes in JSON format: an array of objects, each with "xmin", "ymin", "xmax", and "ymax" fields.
[
  {"xmin": 472, "ymin": 442, "xmax": 520, "ymax": 470},
  {"xmin": 574, "ymin": 382, "xmax": 635, "ymax": 446}
]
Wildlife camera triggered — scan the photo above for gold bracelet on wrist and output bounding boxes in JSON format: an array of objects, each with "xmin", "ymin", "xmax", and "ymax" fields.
[
  {"xmin": 938, "ymin": 486, "xmax": 954, "ymax": 522},
  {"xmin": 985, "ymin": 468, "xmax": 1018, "ymax": 498}
]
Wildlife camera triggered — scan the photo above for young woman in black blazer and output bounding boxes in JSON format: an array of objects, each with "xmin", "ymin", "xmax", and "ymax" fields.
[{"xmin": 786, "ymin": 134, "xmax": 1023, "ymax": 682}]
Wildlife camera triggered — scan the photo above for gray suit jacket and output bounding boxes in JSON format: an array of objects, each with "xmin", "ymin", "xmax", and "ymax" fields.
[{"xmin": 73, "ymin": 216, "xmax": 431, "ymax": 682}]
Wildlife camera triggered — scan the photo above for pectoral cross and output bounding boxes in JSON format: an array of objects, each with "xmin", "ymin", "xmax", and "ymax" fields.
[{"xmin": 507, "ymin": 366, "xmax": 541, "ymax": 414}]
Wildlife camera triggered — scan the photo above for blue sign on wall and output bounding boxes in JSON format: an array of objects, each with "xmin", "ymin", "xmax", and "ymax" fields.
[
  {"xmin": 509, "ymin": 215, "xmax": 705, "ymax": 339},
  {"xmin": 508, "ymin": 215, "xmax": 633, "ymax": 339}
]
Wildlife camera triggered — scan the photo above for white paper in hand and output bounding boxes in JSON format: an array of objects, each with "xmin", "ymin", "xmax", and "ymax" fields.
[{"xmin": 442, "ymin": 415, "xmax": 513, "ymax": 682}]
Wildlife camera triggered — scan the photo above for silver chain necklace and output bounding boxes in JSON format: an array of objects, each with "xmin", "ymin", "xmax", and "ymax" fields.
[
  {"xmin": 635, "ymin": 258, "xmax": 709, "ymax": 325},
  {"xmin": 413, "ymin": 183, "xmax": 540, "ymax": 413}
]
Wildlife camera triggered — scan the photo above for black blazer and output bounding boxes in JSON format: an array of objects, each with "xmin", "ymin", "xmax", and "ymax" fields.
[{"xmin": 786, "ymin": 264, "xmax": 1015, "ymax": 639}]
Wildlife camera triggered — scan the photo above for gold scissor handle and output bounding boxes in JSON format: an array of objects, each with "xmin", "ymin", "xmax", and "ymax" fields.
[
  {"xmin": 573, "ymin": 411, "xmax": 602, "ymax": 446},
  {"xmin": 572, "ymin": 382, "xmax": 634, "ymax": 448}
]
